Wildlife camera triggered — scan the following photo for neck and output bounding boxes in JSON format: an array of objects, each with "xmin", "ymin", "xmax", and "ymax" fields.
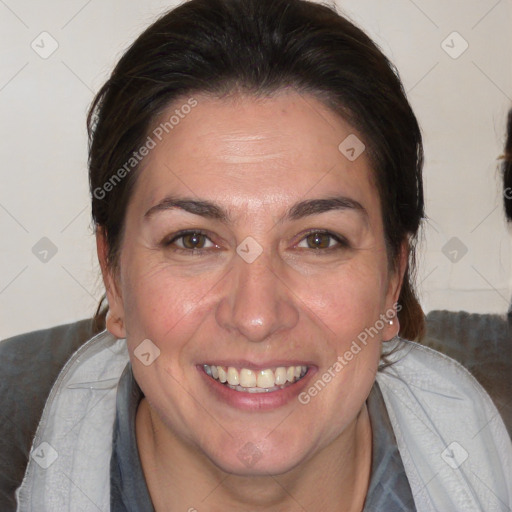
[{"xmin": 136, "ymin": 399, "xmax": 372, "ymax": 511}]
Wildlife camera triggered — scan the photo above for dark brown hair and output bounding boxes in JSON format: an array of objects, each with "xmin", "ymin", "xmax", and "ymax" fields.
[
  {"xmin": 503, "ymin": 109, "xmax": 512, "ymax": 221},
  {"xmin": 88, "ymin": 0, "xmax": 425, "ymax": 339}
]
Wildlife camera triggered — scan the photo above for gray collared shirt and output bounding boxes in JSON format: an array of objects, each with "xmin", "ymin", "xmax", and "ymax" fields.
[{"xmin": 110, "ymin": 364, "xmax": 417, "ymax": 511}]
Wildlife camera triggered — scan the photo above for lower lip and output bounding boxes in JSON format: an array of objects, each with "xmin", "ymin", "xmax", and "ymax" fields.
[{"xmin": 197, "ymin": 367, "xmax": 316, "ymax": 411}]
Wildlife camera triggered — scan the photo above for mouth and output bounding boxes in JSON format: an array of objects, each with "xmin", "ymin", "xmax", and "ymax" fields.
[{"xmin": 202, "ymin": 364, "xmax": 308, "ymax": 393}]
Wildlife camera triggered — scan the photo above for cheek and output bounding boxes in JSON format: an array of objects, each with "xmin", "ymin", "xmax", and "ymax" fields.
[
  {"xmin": 296, "ymin": 265, "xmax": 385, "ymax": 435},
  {"xmin": 297, "ymin": 261, "xmax": 388, "ymax": 339},
  {"xmin": 120, "ymin": 257, "xmax": 223, "ymax": 348}
]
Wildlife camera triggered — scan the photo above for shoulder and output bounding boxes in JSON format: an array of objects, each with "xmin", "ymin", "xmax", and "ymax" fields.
[
  {"xmin": 378, "ymin": 337, "xmax": 512, "ymax": 446},
  {"xmin": 424, "ymin": 310, "xmax": 512, "ymax": 436},
  {"xmin": 378, "ymin": 338, "xmax": 504, "ymax": 411},
  {"xmin": 0, "ymin": 320, "xmax": 96, "ymax": 511},
  {"xmin": 376, "ymin": 339, "xmax": 512, "ymax": 508}
]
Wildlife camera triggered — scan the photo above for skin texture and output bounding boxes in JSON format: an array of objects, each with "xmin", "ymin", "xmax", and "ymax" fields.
[{"xmin": 97, "ymin": 90, "xmax": 405, "ymax": 511}]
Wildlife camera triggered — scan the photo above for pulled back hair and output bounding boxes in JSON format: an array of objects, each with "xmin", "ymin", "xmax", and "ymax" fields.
[{"xmin": 89, "ymin": 0, "xmax": 425, "ymax": 339}]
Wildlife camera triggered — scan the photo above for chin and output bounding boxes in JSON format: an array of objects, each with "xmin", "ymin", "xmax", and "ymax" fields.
[{"xmin": 203, "ymin": 435, "xmax": 308, "ymax": 477}]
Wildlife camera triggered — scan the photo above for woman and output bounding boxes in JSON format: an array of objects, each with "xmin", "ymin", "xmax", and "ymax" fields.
[{"xmin": 2, "ymin": 0, "xmax": 511, "ymax": 510}]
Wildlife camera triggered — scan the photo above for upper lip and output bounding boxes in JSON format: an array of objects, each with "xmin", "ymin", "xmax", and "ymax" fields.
[{"xmin": 200, "ymin": 360, "xmax": 314, "ymax": 370}]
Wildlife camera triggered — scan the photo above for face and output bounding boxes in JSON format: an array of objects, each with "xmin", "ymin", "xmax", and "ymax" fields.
[{"xmin": 99, "ymin": 90, "xmax": 404, "ymax": 476}]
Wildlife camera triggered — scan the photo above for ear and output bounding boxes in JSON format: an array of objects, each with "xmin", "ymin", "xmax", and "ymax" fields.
[
  {"xmin": 381, "ymin": 239, "xmax": 408, "ymax": 340},
  {"xmin": 96, "ymin": 227, "xmax": 126, "ymax": 339}
]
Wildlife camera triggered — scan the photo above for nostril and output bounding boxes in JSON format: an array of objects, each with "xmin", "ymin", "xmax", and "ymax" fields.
[{"xmin": 214, "ymin": 279, "xmax": 300, "ymax": 342}]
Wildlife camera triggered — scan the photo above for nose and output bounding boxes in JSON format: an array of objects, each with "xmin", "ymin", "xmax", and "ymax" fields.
[{"xmin": 215, "ymin": 252, "xmax": 300, "ymax": 343}]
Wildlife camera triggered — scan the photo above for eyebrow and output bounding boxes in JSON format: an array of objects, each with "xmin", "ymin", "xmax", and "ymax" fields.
[
  {"xmin": 145, "ymin": 198, "xmax": 229, "ymax": 221},
  {"xmin": 144, "ymin": 195, "xmax": 367, "ymax": 222},
  {"xmin": 287, "ymin": 197, "xmax": 367, "ymax": 221}
]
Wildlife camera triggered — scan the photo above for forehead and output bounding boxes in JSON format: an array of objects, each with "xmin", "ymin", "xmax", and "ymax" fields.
[{"xmin": 131, "ymin": 90, "xmax": 379, "ymax": 217}]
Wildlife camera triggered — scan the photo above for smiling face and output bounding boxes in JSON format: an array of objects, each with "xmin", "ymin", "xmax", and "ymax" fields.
[{"xmin": 99, "ymin": 90, "xmax": 404, "ymax": 477}]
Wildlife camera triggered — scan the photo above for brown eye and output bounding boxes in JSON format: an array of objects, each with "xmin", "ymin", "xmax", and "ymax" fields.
[
  {"xmin": 179, "ymin": 232, "xmax": 208, "ymax": 249},
  {"xmin": 305, "ymin": 232, "xmax": 333, "ymax": 249},
  {"xmin": 297, "ymin": 231, "xmax": 347, "ymax": 250},
  {"xmin": 168, "ymin": 231, "xmax": 215, "ymax": 250}
]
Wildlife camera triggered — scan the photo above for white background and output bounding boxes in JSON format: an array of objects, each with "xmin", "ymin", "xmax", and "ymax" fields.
[{"xmin": 1, "ymin": 0, "xmax": 511, "ymax": 340}]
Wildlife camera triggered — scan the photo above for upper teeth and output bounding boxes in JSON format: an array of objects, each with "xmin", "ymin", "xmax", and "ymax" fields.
[{"xmin": 203, "ymin": 364, "xmax": 308, "ymax": 390}]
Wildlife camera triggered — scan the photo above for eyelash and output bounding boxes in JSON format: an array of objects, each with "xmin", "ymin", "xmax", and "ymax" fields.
[
  {"xmin": 296, "ymin": 229, "xmax": 349, "ymax": 251},
  {"xmin": 163, "ymin": 230, "xmax": 216, "ymax": 254},
  {"xmin": 162, "ymin": 229, "xmax": 349, "ymax": 254}
]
